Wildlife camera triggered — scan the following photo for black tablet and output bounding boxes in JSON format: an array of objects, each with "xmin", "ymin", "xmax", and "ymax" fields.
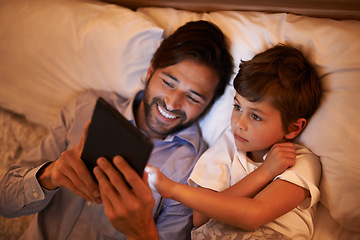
[{"xmin": 81, "ymin": 97, "xmax": 153, "ymax": 181}]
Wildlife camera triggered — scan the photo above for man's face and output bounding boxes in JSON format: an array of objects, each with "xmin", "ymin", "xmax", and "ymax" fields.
[{"xmin": 139, "ymin": 59, "xmax": 220, "ymax": 139}]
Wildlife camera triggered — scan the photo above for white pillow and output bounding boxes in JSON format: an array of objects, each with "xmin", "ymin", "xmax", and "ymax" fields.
[
  {"xmin": 282, "ymin": 15, "xmax": 360, "ymax": 232},
  {"xmin": 0, "ymin": 0, "xmax": 163, "ymax": 127},
  {"xmin": 140, "ymin": 7, "xmax": 360, "ymax": 232},
  {"xmin": 138, "ymin": 7, "xmax": 204, "ymax": 38},
  {"xmin": 202, "ymin": 11, "xmax": 287, "ymax": 145}
]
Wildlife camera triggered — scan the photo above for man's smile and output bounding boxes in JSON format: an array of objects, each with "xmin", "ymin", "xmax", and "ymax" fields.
[{"xmin": 157, "ymin": 104, "xmax": 177, "ymax": 119}]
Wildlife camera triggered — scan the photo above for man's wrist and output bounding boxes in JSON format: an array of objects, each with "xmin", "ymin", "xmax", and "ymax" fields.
[
  {"xmin": 126, "ymin": 222, "xmax": 159, "ymax": 240},
  {"xmin": 36, "ymin": 162, "xmax": 57, "ymax": 190}
]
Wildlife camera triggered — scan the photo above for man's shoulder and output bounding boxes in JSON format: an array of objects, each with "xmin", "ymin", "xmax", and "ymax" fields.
[
  {"xmin": 61, "ymin": 90, "xmax": 131, "ymax": 125},
  {"xmin": 71, "ymin": 90, "xmax": 129, "ymax": 111},
  {"xmin": 74, "ymin": 90, "xmax": 126, "ymax": 103}
]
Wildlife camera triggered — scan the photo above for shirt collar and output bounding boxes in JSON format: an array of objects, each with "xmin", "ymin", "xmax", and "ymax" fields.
[
  {"xmin": 162, "ymin": 122, "xmax": 203, "ymax": 154},
  {"xmin": 121, "ymin": 91, "xmax": 143, "ymax": 123}
]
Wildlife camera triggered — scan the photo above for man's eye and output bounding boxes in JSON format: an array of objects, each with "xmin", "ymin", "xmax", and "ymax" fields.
[
  {"xmin": 233, "ymin": 104, "xmax": 242, "ymax": 111},
  {"xmin": 187, "ymin": 95, "xmax": 200, "ymax": 104},
  {"xmin": 163, "ymin": 79, "xmax": 174, "ymax": 88}
]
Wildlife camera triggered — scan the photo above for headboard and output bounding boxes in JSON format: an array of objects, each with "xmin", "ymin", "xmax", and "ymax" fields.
[{"xmin": 103, "ymin": 0, "xmax": 360, "ymax": 20}]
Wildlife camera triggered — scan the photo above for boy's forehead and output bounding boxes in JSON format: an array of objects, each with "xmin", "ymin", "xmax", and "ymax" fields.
[{"xmin": 234, "ymin": 93, "xmax": 278, "ymax": 116}]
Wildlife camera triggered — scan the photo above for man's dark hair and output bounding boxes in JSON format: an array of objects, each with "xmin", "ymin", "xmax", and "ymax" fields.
[{"xmin": 151, "ymin": 20, "xmax": 233, "ymax": 108}]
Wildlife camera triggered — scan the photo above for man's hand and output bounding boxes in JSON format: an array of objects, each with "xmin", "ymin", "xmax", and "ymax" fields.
[
  {"xmin": 258, "ymin": 142, "xmax": 296, "ymax": 179},
  {"xmin": 94, "ymin": 156, "xmax": 159, "ymax": 240},
  {"xmin": 37, "ymin": 121, "xmax": 101, "ymax": 203}
]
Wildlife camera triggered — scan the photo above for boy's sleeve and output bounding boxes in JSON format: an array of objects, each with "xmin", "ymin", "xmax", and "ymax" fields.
[
  {"xmin": 188, "ymin": 128, "xmax": 236, "ymax": 192},
  {"xmin": 275, "ymin": 144, "xmax": 321, "ymax": 209}
]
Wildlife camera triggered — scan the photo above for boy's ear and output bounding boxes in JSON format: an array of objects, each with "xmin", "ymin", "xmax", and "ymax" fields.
[{"xmin": 284, "ymin": 118, "xmax": 307, "ymax": 140}]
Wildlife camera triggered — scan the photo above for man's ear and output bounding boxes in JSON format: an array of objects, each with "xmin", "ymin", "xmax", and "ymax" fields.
[
  {"xmin": 146, "ymin": 66, "xmax": 155, "ymax": 83},
  {"xmin": 284, "ymin": 118, "xmax": 307, "ymax": 140}
]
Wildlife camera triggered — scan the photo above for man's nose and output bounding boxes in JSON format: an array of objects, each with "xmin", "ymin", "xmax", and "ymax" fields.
[{"xmin": 164, "ymin": 91, "xmax": 184, "ymax": 110}]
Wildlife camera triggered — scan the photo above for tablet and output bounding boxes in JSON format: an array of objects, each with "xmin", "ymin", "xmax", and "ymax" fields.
[{"xmin": 81, "ymin": 97, "xmax": 153, "ymax": 181}]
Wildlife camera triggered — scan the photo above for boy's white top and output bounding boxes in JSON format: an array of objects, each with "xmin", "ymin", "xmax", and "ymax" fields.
[{"xmin": 188, "ymin": 128, "xmax": 321, "ymax": 239}]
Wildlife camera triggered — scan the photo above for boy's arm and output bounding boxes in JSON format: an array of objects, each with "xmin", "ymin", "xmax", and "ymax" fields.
[
  {"xmin": 193, "ymin": 142, "xmax": 297, "ymax": 227},
  {"xmin": 192, "ymin": 164, "xmax": 280, "ymax": 228},
  {"xmin": 192, "ymin": 164, "xmax": 281, "ymax": 228},
  {"xmin": 223, "ymin": 142, "xmax": 297, "ymax": 198},
  {"xmin": 146, "ymin": 163, "xmax": 304, "ymax": 230},
  {"xmin": 164, "ymin": 177, "xmax": 309, "ymax": 230},
  {"xmin": 146, "ymin": 142, "xmax": 300, "ymax": 230}
]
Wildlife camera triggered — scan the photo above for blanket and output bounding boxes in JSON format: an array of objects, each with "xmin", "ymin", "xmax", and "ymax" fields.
[{"xmin": 0, "ymin": 108, "xmax": 48, "ymax": 240}]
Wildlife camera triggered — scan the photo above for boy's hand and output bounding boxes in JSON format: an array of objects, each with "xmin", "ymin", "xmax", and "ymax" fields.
[
  {"xmin": 145, "ymin": 165, "xmax": 175, "ymax": 199},
  {"xmin": 259, "ymin": 142, "xmax": 296, "ymax": 179}
]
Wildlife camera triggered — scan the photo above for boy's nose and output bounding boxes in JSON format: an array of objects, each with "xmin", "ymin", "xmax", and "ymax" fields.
[{"xmin": 235, "ymin": 114, "xmax": 247, "ymax": 131}]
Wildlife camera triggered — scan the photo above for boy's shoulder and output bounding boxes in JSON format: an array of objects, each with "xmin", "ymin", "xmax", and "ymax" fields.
[
  {"xmin": 293, "ymin": 143, "xmax": 315, "ymax": 156},
  {"xmin": 292, "ymin": 143, "xmax": 321, "ymax": 176}
]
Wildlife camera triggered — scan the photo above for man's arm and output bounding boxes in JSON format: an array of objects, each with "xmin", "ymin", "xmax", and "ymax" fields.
[
  {"xmin": 0, "ymin": 106, "xmax": 72, "ymax": 217},
  {"xmin": 0, "ymin": 91, "xmax": 101, "ymax": 217}
]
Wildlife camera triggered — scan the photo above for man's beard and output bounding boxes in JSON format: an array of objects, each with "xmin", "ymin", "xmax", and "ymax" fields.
[{"xmin": 142, "ymin": 91, "xmax": 196, "ymax": 138}]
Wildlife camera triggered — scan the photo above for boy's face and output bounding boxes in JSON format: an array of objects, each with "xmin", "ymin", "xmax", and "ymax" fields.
[
  {"xmin": 231, "ymin": 92, "xmax": 287, "ymax": 157},
  {"xmin": 139, "ymin": 59, "xmax": 219, "ymax": 139}
]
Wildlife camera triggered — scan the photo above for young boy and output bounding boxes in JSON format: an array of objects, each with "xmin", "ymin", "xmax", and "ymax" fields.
[{"xmin": 146, "ymin": 44, "xmax": 322, "ymax": 239}]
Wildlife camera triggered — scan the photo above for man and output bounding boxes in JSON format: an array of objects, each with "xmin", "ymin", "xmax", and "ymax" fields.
[{"xmin": 0, "ymin": 20, "xmax": 233, "ymax": 240}]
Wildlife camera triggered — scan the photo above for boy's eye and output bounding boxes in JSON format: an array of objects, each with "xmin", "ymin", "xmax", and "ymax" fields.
[
  {"xmin": 251, "ymin": 114, "xmax": 262, "ymax": 121},
  {"xmin": 233, "ymin": 104, "xmax": 242, "ymax": 111}
]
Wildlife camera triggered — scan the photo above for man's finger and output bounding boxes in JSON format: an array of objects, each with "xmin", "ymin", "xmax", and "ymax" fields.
[
  {"xmin": 96, "ymin": 157, "xmax": 131, "ymax": 196},
  {"xmin": 112, "ymin": 156, "xmax": 151, "ymax": 197}
]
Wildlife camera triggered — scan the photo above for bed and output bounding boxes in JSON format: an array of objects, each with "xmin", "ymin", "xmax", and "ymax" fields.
[{"xmin": 0, "ymin": 0, "xmax": 359, "ymax": 239}]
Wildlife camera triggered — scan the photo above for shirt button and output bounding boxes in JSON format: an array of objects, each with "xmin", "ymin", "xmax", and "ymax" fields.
[
  {"xmin": 32, "ymin": 191, "xmax": 38, "ymax": 198},
  {"xmin": 87, "ymin": 201, "xmax": 92, "ymax": 206}
]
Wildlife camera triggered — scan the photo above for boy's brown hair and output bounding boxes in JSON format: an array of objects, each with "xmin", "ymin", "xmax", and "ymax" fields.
[{"xmin": 233, "ymin": 44, "xmax": 322, "ymax": 133}]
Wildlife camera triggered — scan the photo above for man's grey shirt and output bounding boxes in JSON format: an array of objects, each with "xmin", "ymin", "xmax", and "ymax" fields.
[{"xmin": 0, "ymin": 90, "xmax": 208, "ymax": 240}]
